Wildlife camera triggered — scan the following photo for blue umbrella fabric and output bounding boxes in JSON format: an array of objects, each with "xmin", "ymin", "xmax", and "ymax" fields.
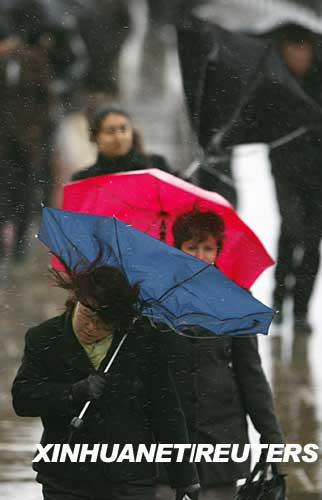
[{"xmin": 38, "ymin": 207, "xmax": 273, "ymax": 336}]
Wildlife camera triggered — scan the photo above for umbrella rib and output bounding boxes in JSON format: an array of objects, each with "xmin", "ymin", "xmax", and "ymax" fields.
[
  {"xmin": 143, "ymin": 213, "xmax": 167, "ymax": 235},
  {"xmin": 98, "ymin": 186, "xmax": 158, "ymax": 215},
  {"xmin": 47, "ymin": 214, "xmax": 91, "ymax": 269},
  {"xmin": 142, "ymin": 300, "xmax": 269, "ymax": 336},
  {"xmin": 155, "ymin": 177, "xmax": 164, "ymax": 212},
  {"xmin": 208, "ymin": 44, "xmax": 272, "ymax": 153},
  {"xmin": 157, "ymin": 263, "xmax": 213, "ymax": 303},
  {"xmin": 113, "ymin": 218, "xmax": 128, "ymax": 282}
]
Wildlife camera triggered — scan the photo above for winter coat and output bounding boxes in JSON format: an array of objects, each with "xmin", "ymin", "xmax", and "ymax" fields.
[
  {"xmin": 72, "ymin": 151, "xmax": 171, "ymax": 181},
  {"xmin": 12, "ymin": 313, "xmax": 198, "ymax": 488},
  {"xmin": 223, "ymin": 65, "xmax": 322, "ymax": 189},
  {"xmin": 160, "ymin": 330, "xmax": 284, "ymax": 486}
]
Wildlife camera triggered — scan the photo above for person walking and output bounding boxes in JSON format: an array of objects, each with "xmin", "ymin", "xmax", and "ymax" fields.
[
  {"xmin": 157, "ymin": 209, "xmax": 284, "ymax": 500},
  {"xmin": 0, "ymin": 23, "xmax": 53, "ymax": 261},
  {"xmin": 12, "ymin": 262, "xmax": 199, "ymax": 500},
  {"xmin": 268, "ymin": 25, "xmax": 322, "ymax": 333},
  {"xmin": 221, "ymin": 24, "xmax": 322, "ymax": 333}
]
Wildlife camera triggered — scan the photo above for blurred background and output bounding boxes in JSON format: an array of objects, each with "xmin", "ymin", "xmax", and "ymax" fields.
[{"xmin": 1, "ymin": 1, "xmax": 322, "ymax": 498}]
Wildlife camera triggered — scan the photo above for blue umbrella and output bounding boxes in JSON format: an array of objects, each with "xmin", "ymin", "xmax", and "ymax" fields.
[
  {"xmin": 39, "ymin": 207, "xmax": 274, "ymax": 433},
  {"xmin": 38, "ymin": 207, "xmax": 273, "ymax": 337}
]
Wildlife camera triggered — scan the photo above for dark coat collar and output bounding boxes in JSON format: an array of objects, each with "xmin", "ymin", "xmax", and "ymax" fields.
[{"xmin": 93, "ymin": 150, "xmax": 148, "ymax": 175}]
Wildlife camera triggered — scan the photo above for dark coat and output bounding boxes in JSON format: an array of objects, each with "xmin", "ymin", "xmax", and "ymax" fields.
[
  {"xmin": 79, "ymin": 0, "xmax": 130, "ymax": 93},
  {"xmin": 160, "ymin": 331, "xmax": 284, "ymax": 486},
  {"xmin": 12, "ymin": 313, "xmax": 198, "ymax": 488},
  {"xmin": 72, "ymin": 151, "xmax": 171, "ymax": 182},
  {"xmin": 223, "ymin": 65, "xmax": 322, "ymax": 189},
  {"xmin": 0, "ymin": 42, "xmax": 53, "ymax": 241},
  {"xmin": 0, "ymin": 42, "xmax": 53, "ymax": 161}
]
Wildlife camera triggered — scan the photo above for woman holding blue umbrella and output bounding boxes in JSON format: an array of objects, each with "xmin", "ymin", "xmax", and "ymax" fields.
[
  {"xmin": 13, "ymin": 206, "xmax": 276, "ymax": 499},
  {"xmin": 157, "ymin": 209, "xmax": 284, "ymax": 500},
  {"xmin": 12, "ymin": 261, "xmax": 200, "ymax": 500}
]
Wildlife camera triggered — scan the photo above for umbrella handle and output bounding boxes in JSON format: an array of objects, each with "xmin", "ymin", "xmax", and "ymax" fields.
[{"xmin": 69, "ymin": 334, "xmax": 128, "ymax": 434}]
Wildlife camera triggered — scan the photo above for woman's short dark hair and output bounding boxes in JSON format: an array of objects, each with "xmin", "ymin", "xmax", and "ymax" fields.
[
  {"xmin": 172, "ymin": 209, "xmax": 225, "ymax": 252},
  {"xmin": 89, "ymin": 104, "xmax": 144, "ymax": 154},
  {"xmin": 51, "ymin": 261, "xmax": 140, "ymax": 331}
]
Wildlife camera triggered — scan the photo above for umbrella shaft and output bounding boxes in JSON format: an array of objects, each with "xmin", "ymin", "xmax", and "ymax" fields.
[
  {"xmin": 103, "ymin": 333, "xmax": 128, "ymax": 374},
  {"xmin": 77, "ymin": 334, "xmax": 129, "ymax": 420}
]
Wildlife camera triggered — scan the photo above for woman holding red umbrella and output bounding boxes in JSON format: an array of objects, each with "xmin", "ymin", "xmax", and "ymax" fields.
[{"xmin": 157, "ymin": 209, "xmax": 284, "ymax": 500}]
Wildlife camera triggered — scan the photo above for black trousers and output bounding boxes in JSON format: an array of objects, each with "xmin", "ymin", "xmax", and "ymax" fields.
[
  {"xmin": 41, "ymin": 476, "xmax": 156, "ymax": 500},
  {"xmin": 273, "ymin": 175, "xmax": 322, "ymax": 318}
]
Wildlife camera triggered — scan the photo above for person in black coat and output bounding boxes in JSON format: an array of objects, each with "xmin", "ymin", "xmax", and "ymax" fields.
[
  {"xmin": 267, "ymin": 26, "xmax": 322, "ymax": 334},
  {"xmin": 72, "ymin": 105, "xmax": 171, "ymax": 182},
  {"xmin": 12, "ymin": 263, "xmax": 199, "ymax": 500},
  {"xmin": 0, "ymin": 26, "xmax": 53, "ymax": 262},
  {"xmin": 222, "ymin": 25, "xmax": 322, "ymax": 333},
  {"xmin": 157, "ymin": 209, "xmax": 284, "ymax": 500}
]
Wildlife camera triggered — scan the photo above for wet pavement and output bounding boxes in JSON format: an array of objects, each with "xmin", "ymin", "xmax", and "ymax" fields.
[{"xmin": 1, "ymin": 1, "xmax": 322, "ymax": 498}]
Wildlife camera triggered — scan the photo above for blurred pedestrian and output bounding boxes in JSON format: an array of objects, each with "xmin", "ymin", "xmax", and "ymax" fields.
[
  {"xmin": 10, "ymin": 0, "xmax": 88, "ymax": 105},
  {"xmin": 231, "ymin": 24, "xmax": 322, "ymax": 333},
  {"xmin": 78, "ymin": 0, "xmax": 130, "ymax": 96},
  {"xmin": 12, "ymin": 261, "xmax": 200, "ymax": 500},
  {"xmin": 72, "ymin": 105, "xmax": 171, "ymax": 181},
  {"xmin": 0, "ymin": 21, "xmax": 53, "ymax": 261},
  {"xmin": 157, "ymin": 209, "xmax": 284, "ymax": 500},
  {"xmin": 269, "ymin": 25, "xmax": 322, "ymax": 333}
]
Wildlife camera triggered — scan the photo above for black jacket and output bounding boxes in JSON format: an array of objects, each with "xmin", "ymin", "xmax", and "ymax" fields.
[
  {"xmin": 161, "ymin": 331, "xmax": 284, "ymax": 486},
  {"xmin": 72, "ymin": 151, "xmax": 171, "ymax": 181},
  {"xmin": 223, "ymin": 67, "xmax": 322, "ymax": 188},
  {"xmin": 12, "ymin": 313, "xmax": 198, "ymax": 488}
]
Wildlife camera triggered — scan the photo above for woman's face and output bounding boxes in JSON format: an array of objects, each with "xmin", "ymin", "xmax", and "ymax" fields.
[
  {"xmin": 72, "ymin": 302, "xmax": 112, "ymax": 344},
  {"xmin": 95, "ymin": 113, "xmax": 134, "ymax": 158},
  {"xmin": 281, "ymin": 41, "xmax": 314, "ymax": 77},
  {"xmin": 180, "ymin": 234, "xmax": 219, "ymax": 264}
]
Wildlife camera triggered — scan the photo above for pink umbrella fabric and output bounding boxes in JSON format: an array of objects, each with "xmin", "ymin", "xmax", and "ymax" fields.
[{"xmin": 62, "ymin": 168, "xmax": 274, "ymax": 288}]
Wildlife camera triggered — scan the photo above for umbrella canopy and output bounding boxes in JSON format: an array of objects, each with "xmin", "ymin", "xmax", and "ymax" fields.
[
  {"xmin": 62, "ymin": 168, "xmax": 274, "ymax": 289},
  {"xmin": 39, "ymin": 207, "xmax": 273, "ymax": 336},
  {"xmin": 192, "ymin": 0, "xmax": 322, "ymax": 34}
]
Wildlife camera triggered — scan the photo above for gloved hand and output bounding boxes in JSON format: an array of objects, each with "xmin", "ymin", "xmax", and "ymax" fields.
[
  {"xmin": 71, "ymin": 373, "xmax": 107, "ymax": 404},
  {"xmin": 176, "ymin": 483, "xmax": 200, "ymax": 500}
]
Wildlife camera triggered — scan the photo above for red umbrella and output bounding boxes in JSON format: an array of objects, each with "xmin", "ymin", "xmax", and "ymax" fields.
[{"xmin": 62, "ymin": 168, "xmax": 273, "ymax": 288}]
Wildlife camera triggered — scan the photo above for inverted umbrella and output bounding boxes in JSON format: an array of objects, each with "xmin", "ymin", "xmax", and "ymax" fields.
[
  {"xmin": 178, "ymin": 15, "xmax": 322, "ymax": 153},
  {"xmin": 62, "ymin": 168, "xmax": 274, "ymax": 288},
  {"xmin": 39, "ymin": 207, "xmax": 273, "ymax": 337}
]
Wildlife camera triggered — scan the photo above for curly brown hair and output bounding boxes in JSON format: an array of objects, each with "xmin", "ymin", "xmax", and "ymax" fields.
[{"xmin": 172, "ymin": 209, "xmax": 225, "ymax": 253}]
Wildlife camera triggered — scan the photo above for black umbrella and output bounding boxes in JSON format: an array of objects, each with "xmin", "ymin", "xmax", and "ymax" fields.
[
  {"xmin": 178, "ymin": 8, "xmax": 322, "ymax": 203},
  {"xmin": 192, "ymin": 0, "xmax": 322, "ymax": 34},
  {"xmin": 179, "ymin": 15, "xmax": 322, "ymax": 149}
]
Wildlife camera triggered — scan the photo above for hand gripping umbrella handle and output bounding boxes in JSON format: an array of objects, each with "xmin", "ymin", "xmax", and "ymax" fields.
[{"xmin": 70, "ymin": 333, "xmax": 128, "ymax": 434}]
